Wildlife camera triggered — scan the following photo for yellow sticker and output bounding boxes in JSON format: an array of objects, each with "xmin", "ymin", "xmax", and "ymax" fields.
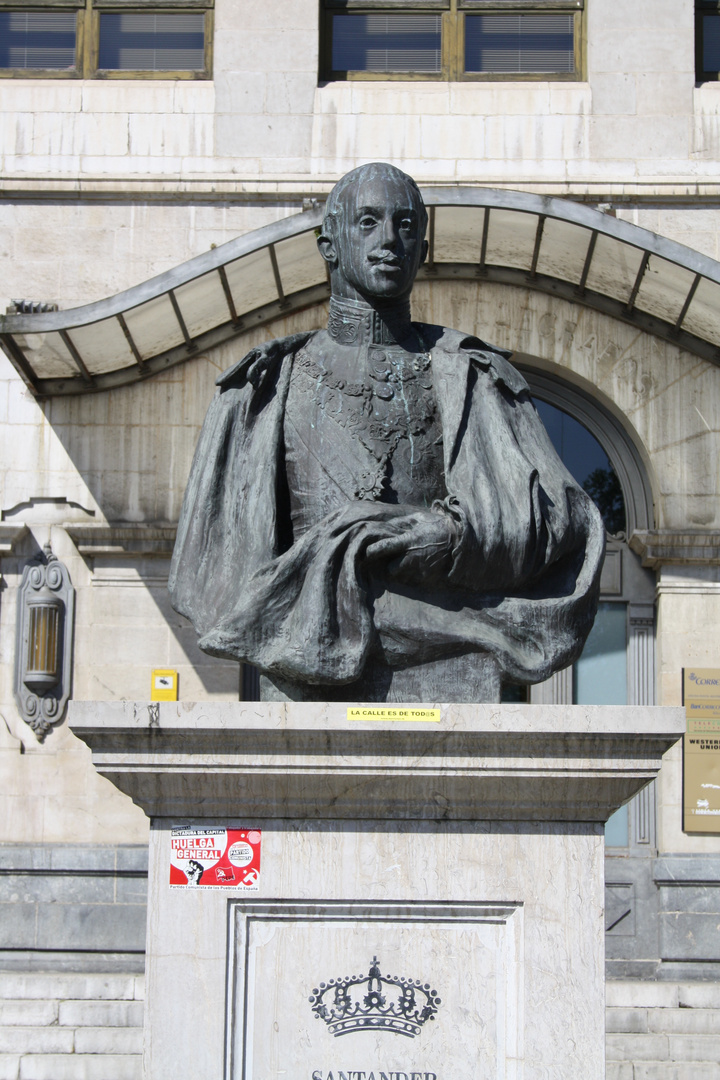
[
  {"xmin": 152, "ymin": 669, "xmax": 178, "ymax": 702},
  {"xmin": 347, "ymin": 707, "xmax": 441, "ymax": 722}
]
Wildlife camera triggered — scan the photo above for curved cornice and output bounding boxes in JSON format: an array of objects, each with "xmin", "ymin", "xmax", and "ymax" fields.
[{"xmin": 3, "ymin": 188, "xmax": 720, "ymax": 397}]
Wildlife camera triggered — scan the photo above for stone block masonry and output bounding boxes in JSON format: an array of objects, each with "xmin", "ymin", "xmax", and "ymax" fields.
[
  {"xmin": 606, "ymin": 980, "xmax": 720, "ymax": 1079},
  {"xmin": 0, "ymin": 971, "xmax": 143, "ymax": 1080}
]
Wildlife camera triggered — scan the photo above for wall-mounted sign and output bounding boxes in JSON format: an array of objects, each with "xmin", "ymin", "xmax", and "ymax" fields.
[
  {"xmin": 683, "ymin": 668, "xmax": 720, "ymax": 732},
  {"xmin": 684, "ymin": 735, "xmax": 720, "ymax": 834},
  {"xmin": 151, "ymin": 668, "xmax": 178, "ymax": 701},
  {"xmin": 170, "ymin": 826, "xmax": 261, "ymax": 889}
]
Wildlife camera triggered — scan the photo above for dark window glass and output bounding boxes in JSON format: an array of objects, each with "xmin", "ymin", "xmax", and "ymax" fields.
[
  {"xmin": 331, "ymin": 14, "xmax": 442, "ymax": 73},
  {"xmin": 0, "ymin": 10, "xmax": 76, "ymax": 69},
  {"xmin": 703, "ymin": 14, "xmax": 720, "ymax": 72},
  {"xmin": 465, "ymin": 13, "xmax": 574, "ymax": 74},
  {"xmin": 533, "ymin": 399, "xmax": 626, "ymax": 534},
  {"xmin": 98, "ymin": 12, "xmax": 205, "ymax": 71},
  {"xmin": 500, "ymin": 683, "xmax": 529, "ymax": 703}
]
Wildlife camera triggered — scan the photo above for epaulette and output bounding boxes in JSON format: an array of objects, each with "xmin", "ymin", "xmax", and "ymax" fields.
[
  {"xmin": 463, "ymin": 345, "xmax": 529, "ymax": 396},
  {"xmin": 418, "ymin": 324, "xmax": 528, "ymax": 397},
  {"xmin": 216, "ymin": 331, "xmax": 315, "ymax": 389}
]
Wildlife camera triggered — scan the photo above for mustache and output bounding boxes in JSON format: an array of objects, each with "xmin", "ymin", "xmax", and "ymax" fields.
[{"xmin": 367, "ymin": 251, "xmax": 404, "ymax": 266}]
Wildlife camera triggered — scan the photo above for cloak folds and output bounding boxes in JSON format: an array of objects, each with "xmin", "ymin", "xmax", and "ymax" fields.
[{"xmin": 169, "ymin": 327, "xmax": 605, "ymax": 687}]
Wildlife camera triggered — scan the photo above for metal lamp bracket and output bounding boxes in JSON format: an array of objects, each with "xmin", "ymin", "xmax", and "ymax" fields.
[{"xmin": 14, "ymin": 544, "xmax": 74, "ymax": 741}]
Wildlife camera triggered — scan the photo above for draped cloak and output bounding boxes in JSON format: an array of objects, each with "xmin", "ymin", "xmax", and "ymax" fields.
[{"xmin": 168, "ymin": 325, "xmax": 605, "ymax": 688}]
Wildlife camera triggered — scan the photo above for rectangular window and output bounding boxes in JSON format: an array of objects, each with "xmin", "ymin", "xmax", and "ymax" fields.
[
  {"xmin": 321, "ymin": 0, "xmax": 583, "ymax": 81},
  {"xmin": 604, "ymin": 803, "xmax": 629, "ymax": 848},
  {"xmin": 98, "ymin": 11, "xmax": 205, "ymax": 71},
  {"xmin": 573, "ymin": 602, "xmax": 627, "ymax": 707},
  {"xmin": 697, "ymin": 2, "xmax": 720, "ymax": 81},
  {"xmin": 331, "ymin": 14, "xmax": 442, "ymax": 74},
  {"xmin": 0, "ymin": 9, "xmax": 77, "ymax": 69},
  {"xmin": 464, "ymin": 13, "xmax": 575, "ymax": 75},
  {"xmin": 0, "ymin": 0, "xmax": 213, "ymax": 78}
]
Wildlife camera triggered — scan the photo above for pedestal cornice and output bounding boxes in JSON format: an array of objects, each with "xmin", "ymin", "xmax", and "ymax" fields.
[{"xmin": 69, "ymin": 701, "xmax": 684, "ymax": 824}]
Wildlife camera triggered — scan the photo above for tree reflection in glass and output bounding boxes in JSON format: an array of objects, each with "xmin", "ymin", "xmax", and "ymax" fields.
[{"xmin": 533, "ymin": 398, "xmax": 626, "ymax": 536}]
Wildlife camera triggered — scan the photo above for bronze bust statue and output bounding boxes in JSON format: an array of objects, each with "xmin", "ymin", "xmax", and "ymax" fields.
[{"xmin": 169, "ymin": 163, "xmax": 604, "ymax": 702}]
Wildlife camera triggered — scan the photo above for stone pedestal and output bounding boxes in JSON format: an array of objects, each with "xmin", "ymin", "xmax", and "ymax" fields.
[{"xmin": 70, "ymin": 701, "xmax": 683, "ymax": 1080}]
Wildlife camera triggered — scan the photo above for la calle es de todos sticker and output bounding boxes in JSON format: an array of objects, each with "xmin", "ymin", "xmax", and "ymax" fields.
[{"xmin": 169, "ymin": 826, "xmax": 261, "ymax": 889}]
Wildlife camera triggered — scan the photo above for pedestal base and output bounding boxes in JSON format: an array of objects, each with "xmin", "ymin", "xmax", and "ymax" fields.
[{"xmin": 70, "ymin": 701, "xmax": 684, "ymax": 1080}]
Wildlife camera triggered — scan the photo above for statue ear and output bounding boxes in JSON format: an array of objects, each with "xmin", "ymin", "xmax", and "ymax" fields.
[
  {"xmin": 420, "ymin": 239, "xmax": 429, "ymax": 265},
  {"xmin": 317, "ymin": 231, "xmax": 338, "ymax": 268}
]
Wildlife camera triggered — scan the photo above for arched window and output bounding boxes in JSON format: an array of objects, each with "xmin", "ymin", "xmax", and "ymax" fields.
[
  {"xmin": 524, "ymin": 367, "xmax": 654, "ymax": 537},
  {"xmin": 533, "ymin": 400, "xmax": 625, "ymax": 536},
  {"xmin": 520, "ymin": 369, "xmax": 657, "ymax": 852}
]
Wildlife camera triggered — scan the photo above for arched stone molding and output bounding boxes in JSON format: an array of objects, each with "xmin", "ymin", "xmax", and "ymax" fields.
[
  {"xmin": 42, "ymin": 277, "xmax": 715, "ymax": 547},
  {"xmin": 410, "ymin": 279, "xmax": 719, "ymax": 536},
  {"xmin": 6, "ymin": 187, "xmax": 720, "ymax": 397}
]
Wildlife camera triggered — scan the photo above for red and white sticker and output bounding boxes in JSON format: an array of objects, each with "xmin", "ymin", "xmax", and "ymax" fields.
[{"xmin": 169, "ymin": 827, "xmax": 261, "ymax": 889}]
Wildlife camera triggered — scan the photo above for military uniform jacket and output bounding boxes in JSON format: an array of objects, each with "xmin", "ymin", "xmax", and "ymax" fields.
[{"xmin": 169, "ymin": 325, "xmax": 605, "ymax": 686}]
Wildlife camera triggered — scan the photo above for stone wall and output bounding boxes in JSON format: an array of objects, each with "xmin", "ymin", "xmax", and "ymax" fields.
[
  {"xmin": 0, "ymin": 0, "xmax": 718, "ymax": 198},
  {"xmin": 607, "ymin": 980, "xmax": 720, "ymax": 1080},
  {"xmin": 0, "ymin": 970, "xmax": 144, "ymax": 1080},
  {"xmin": 0, "ymin": 845, "xmax": 147, "ymax": 973}
]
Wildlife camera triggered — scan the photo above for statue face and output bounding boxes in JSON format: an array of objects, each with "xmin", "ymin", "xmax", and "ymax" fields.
[{"xmin": 328, "ymin": 173, "xmax": 428, "ymax": 302}]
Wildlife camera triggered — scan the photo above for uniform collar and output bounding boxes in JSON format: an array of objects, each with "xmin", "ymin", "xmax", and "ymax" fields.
[{"xmin": 327, "ymin": 295, "xmax": 414, "ymax": 347}]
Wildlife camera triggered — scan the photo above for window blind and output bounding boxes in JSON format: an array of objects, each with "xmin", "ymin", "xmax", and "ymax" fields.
[
  {"xmin": 703, "ymin": 14, "xmax": 720, "ymax": 72},
  {"xmin": 98, "ymin": 11, "xmax": 205, "ymax": 71},
  {"xmin": 465, "ymin": 13, "xmax": 574, "ymax": 73},
  {"xmin": 0, "ymin": 10, "xmax": 76, "ymax": 69},
  {"xmin": 331, "ymin": 14, "xmax": 442, "ymax": 73}
]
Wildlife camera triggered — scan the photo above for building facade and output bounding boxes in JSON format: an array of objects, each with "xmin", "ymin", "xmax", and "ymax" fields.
[{"xmin": 1, "ymin": 0, "xmax": 720, "ymax": 1075}]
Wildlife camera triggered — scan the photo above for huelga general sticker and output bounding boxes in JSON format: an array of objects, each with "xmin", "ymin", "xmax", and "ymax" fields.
[{"xmin": 169, "ymin": 827, "xmax": 261, "ymax": 889}]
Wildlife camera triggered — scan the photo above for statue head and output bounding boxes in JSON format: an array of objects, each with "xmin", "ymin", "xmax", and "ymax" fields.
[{"xmin": 318, "ymin": 162, "xmax": 429, "ymax": 305}]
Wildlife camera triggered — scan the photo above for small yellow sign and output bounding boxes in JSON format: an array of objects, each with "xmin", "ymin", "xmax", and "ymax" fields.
[
  {"xmin": 347, "ymin": 707, "xmax": 441, "ymax": 722},
  {"xmin": 152, "ymin": 669, "xmax": 178, "ymax": 702}
]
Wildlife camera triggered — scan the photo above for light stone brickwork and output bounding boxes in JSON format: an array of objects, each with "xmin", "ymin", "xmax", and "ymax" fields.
[
  {"xmin": 0, "ymin": 0, "xmax": 717, "ymax": 196},
  {"xmin": 606, "ymin": 981, "xmax": 720, "ymax": 1080},
  {"xmin": 0, "ymin": 972, "xmax": 144, "ymax": 1080},
  {"xmin": 0, "ymin": 203, "xmax": 296, "ymax": 317}
]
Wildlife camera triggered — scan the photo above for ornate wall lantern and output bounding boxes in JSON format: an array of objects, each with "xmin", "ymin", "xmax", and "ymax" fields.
[{"xmin": 14, "ymin": 544, "xmax": 74, "ymax": 740}]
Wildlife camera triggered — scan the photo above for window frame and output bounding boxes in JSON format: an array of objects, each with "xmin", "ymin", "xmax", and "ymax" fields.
[
  {"xmin": 319, "ymin": 0, "xmax": 585, "ymax": 83},
  {"xmin": 0, "ymin": 0, "xmax": 214, "ymax": 80},
  {"xmin": 696, "ymin": 0, "xmax": 720, "ymax": 83}
]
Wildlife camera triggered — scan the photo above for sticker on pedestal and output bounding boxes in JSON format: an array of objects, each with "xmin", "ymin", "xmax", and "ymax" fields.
[{"xmin": 169, "ymin": 826, "xmax": 261, "ymax": 889}]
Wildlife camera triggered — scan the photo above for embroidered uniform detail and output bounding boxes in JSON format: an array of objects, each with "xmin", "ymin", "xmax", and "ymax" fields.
[{"xmin": 293, "ymin": 332, "xmax": 443, "ymax": 502}]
